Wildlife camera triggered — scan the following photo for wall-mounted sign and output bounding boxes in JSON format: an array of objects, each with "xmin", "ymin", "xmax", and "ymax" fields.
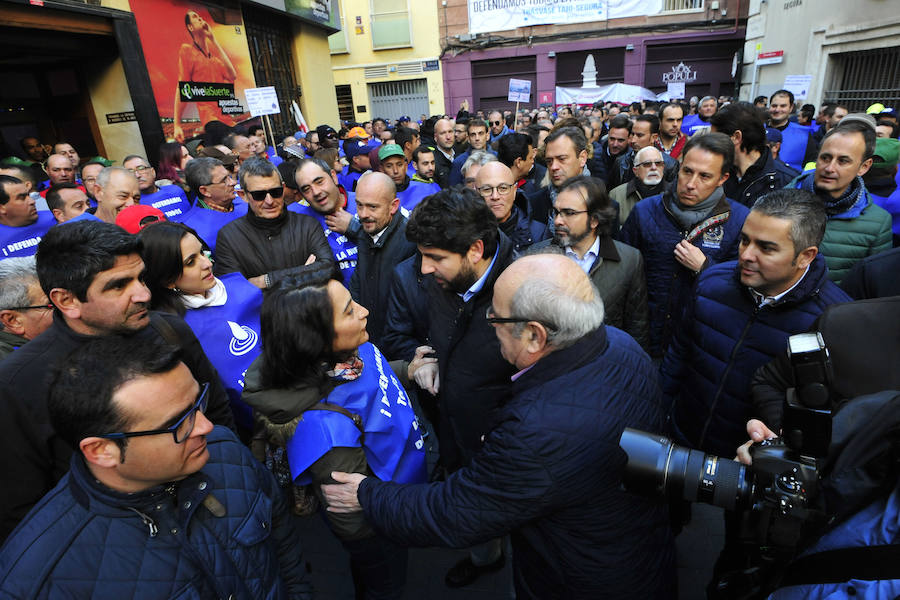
[
  {"xmin": 423, "ymin": 60, "xmax": 440, "ymax": 72},
  {"xmin": 756, "ymin": 50, "xmax": 784, "ymax": 65},
  {"xmin": 106, "ymin": 111, "xmax": 137, "ymax": 124},
  {"xmin": 662, "ymin": 62, "xmax": 698, "ymax": 84}
]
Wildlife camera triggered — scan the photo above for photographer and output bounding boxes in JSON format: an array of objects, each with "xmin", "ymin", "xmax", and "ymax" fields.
[{"xmin": 734, "ymin": 295, "xmax": 900, "ymax": 598}]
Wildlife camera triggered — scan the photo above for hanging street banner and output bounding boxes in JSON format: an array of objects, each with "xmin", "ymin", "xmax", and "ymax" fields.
[
  {"xmin": 468, "ymin": 0, "xmax": 662, "ymax": 35},
  {"xmin": 132, "ymin": 1, "xmax": 258, "ymax": 142}
]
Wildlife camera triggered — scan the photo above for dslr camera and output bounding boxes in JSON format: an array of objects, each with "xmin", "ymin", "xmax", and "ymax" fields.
[{"xmin": 620, "ymin": 332, "xmax": 833, "ymax": 552}]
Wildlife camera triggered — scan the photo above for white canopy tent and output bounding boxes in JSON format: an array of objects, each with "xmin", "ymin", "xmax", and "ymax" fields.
[{"xmin": 555, "ymin": 83, "xmax": 660, "ymax": 106}]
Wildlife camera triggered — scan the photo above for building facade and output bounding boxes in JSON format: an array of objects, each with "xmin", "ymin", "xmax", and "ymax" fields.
[
  {"xmin": 438, "ymin": 0, "xmax": 748, "ymax": 113},
  {"xmin": 740, "ymin": 0, "xmax": 900, "ymax": 111},
  {"xmin": 0, "ymin": 0, "xmax": 338, "ymax": 167},
  {"xmin": 328, "ymin": 0, "xmax": 445, "ymax": 124}
]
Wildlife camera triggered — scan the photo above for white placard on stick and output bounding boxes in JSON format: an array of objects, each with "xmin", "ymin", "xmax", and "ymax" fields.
[{"xmin": 244, "ymin": 86, "xmax": 281, "ymax": 117}]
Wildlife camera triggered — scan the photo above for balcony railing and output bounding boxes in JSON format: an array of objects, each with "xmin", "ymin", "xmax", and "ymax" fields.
[{"xmin": 661, "ymin": 0, "xmax": 705, "ymax": 12}]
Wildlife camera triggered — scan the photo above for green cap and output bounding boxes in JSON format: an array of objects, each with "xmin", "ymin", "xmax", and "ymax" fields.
[
  {"xmin": 87, "ymin": 156, "xmax": 115, "ymax": 167},
  {"xmin": 872, "ymin": 137, "xmax": 900, "ymax": 169},
  {"xmin": 378, "ymin": 143, "xmax": 405, "ymax": 161}
]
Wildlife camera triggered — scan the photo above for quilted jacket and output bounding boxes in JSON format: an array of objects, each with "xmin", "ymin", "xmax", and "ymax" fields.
[
  {"xmin": 617, "ymin": 190, "xmax": 750, "ymax": 357},
  {"xmin": 0, "ymin": 427, "xmax": 311, "ymax": 600},
  {"xmin": 660, "ymin": 256, "xmax": 850, "ymax": 457},
  {"xmin": 788, "ymin": 172, "xmax": 893, "ymax": 285},
  {"xmin": 357, "ymin": 326, "xmax": 676, "ymax": 600}
]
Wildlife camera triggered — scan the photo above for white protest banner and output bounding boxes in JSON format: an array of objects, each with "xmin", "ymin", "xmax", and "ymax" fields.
[
  {"xmin": 468, "ymin": 0, "xmax": 661, "ymax": 35},
  {"xmin": 244, "ymin": 86, "xmax": 281, "ymax": 117},
  {"xmin": 667, "ymin": 82, "xmax": 685, "ymax": 99},
  {"xmin": 508, "ymin": 79, "xmax": 532, "ymax": 103},
  {"xmin": 783, "ymin": 75, "xmax": 813, "ymax": 100}
]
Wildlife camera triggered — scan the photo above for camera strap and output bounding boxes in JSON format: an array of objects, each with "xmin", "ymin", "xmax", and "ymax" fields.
[{"xmin": 779, "ymin": 544, "xmax": 900, "ymax": 587}]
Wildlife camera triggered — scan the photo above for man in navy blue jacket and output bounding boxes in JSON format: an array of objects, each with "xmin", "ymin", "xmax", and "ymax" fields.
[
  {"xmin": 323, "ymin": 253, "xmax": 676, "ymax": 600},
  {"xmin": 661, "ymin": 189, "xmax": 850, "ymax": 458},
  {"xmin": 0, "ymin": 335, "xmax": 311, "ymax": 599},
  {"xmin": 618, "ymin": 132, "xmax": 751, "ymax": 358}
]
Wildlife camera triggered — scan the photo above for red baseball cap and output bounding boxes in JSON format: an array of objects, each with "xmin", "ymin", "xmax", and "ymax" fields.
[{"xmin": 116, "ymin": 204, "xmax": 167, "ymax": 234}]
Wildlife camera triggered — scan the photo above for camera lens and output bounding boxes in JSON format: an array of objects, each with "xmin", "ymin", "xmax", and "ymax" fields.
[{"xmin": 619, "ymin": 428, "xmax": 752, "ymax": 511}]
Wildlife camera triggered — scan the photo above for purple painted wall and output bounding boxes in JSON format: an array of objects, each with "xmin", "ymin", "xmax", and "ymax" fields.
[{"xmin": 442, "ymin": 29, "xmax": 745, "ymax": 113}]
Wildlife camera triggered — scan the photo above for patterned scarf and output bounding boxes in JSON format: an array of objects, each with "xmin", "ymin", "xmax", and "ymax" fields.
[
  {"xmin": 799, "ymin": 172, "xmax": 866, "ymax": 218},
  {"xmin": 326, "ymin": 354, "xmax": 364, "ymax": 382},
  {"xmin": 666, "ymin": 187, "xmax": 724, "ymax": 230}
]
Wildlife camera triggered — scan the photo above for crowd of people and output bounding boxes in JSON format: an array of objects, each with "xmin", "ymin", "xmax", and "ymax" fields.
[{"xmin": 0, "ymin": 89, "xmax": 898, "ymax": 599}]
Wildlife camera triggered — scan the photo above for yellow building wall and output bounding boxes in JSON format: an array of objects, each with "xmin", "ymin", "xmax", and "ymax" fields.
[
  {"xmin": 329, "ymin": 0, "xmax": 444, "ymax": 122},
  {"xmin": 85, "ymin": 57, "xmax": 147, "ymax": 163},
  {"xmin": 292, "ymin": 21, "xmax": 341, "ymax": 129}
]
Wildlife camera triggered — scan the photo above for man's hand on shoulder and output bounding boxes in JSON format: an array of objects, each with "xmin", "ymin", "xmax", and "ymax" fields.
[{"xmin": 322, "ymin": 471, "xmax": 366, "ymax": 513}]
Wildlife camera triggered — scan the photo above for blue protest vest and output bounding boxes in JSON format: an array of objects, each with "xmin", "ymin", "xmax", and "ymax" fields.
[
  {"xmin": 778, "ymin": 121, "xmax": 813, "ymax": 170},
  {"xmin": 0, "ymin": 211, "xmax": 55, "ymax": 259},
  {"xmin": 60, "ymin": 211, "xmax": 101, "ymax": 225},
  {"xmin": 287, "ymin": 342, "xmax": 427, "ymax": 485},
  {"xmin": 140, "ymin": 185, "xmax": 192, "ymax": 219},
  {"xmin": 171, "ymin": 200, "xmax": 248, "ymax": 255},
  {"xmin": 288, "ymin": 196, "xmax": 358, "ymax": 286},
  {"xmin": 182, "ymin": 273, "xmax": 262, "ymax": 431},
  {"xmin": 397, "ymin": 179, "xmax": 440, "ymax": 213}
]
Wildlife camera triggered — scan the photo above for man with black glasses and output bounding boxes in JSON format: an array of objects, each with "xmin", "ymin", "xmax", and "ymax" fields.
[
  {"xmin": 0, "ymin": 336, "xmax": 312, "ymax": 598},
  {"xmin": 0, "ymin": 220, "xmax": 235, "ymax": 542},
  {"xmin": 214, "ymin": 157, "xmax": 334, "ymax": 290}
]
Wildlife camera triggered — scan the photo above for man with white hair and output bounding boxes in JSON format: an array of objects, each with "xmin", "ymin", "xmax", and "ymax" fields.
[
  {"xmin": 322, "ymin": 253, "xmax": 676, "ymax": 600},
  {"xmin": 609, "ymin": 145, "xmax": 668, "ymax": 223},
  {"xmin": 0, "ymin": 256, "xmax": 51, "ymax": 360}
]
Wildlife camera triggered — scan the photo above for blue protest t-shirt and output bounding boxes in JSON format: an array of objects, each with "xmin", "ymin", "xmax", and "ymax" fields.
[
  {"xmin": 171, "ymin": 199, "xmax": 248, "ymax": 255},
  {"xmin": 182, "ymin": 273, "xmax": 262, "ymax": 431},
  {"xmin": 0, "ymin": 211, "xmax": 55, "ymax": 259},
  {"xmin": 397, "ymin": 179, "xmax": 440, "ymax": 212},
  {"xmin": 287, "ymin": 341, "xmax": 427, "ymax": 485},
  {"xmin": 140, "ymin": 184, "xmax": 192, "ymax": 219},
  {"xmin": 288, "ymin": 193, "xmax": 358, "ymax": 286}
]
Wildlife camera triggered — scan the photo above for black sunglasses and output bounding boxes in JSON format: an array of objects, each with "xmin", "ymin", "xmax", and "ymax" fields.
[
  {"xmin": 491, "ymin": 121, "xmax": 502, "ymax": 126},
  {"xmin": 246, "ymin": 187, "xmax": 284, "ymax": 202}
]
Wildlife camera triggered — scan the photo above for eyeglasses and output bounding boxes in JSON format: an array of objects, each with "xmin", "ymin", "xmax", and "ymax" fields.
[
  {"xmin": 4, "ymin": 302, "xmax": 53, "ymax": 311},
  {"xmin": 97, "ymin": 382, "xmax": 209, "ymax": 444},
  {"xmin": 491, "ymin": 121, "xmax": 503, "ymax": 126},
  {"xmin": 485, "ymin": 306, "xmax": 555, "ymax": 331},
  {"xmin": 635, "ymin": 160, "xmax": 665, "ymax": 168},
  {"xmin": 209, "ymin": 174, "xmax": 234, "ymax": 186},
  {"xmin": 477, "ymin": 183, "xmax": 515, "ymax": 197},
  {"xmin": 550, "ymin": 207, "xmax": 589, "ymax": 219},
  {"xmin": 485, "ymin": 305, "xmax": 531, "ymax": 325},
  {"xmin": 127, "ymin": 165, "xmax": 151, "ymax": 174},
  {"xmin": 246, "ymin": 186, "xmax": 284, "ymax": 202}
]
